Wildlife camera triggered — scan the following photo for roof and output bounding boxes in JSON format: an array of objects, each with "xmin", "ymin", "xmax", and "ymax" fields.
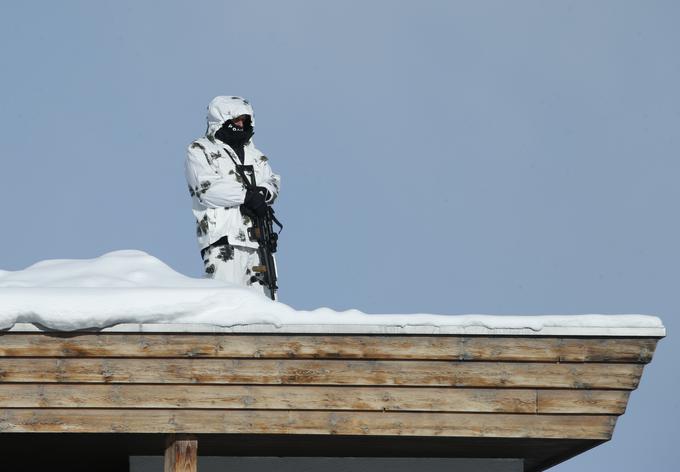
[{"xmin": 6, "ymin": 319, "xmax": 666, "ymax": 337}]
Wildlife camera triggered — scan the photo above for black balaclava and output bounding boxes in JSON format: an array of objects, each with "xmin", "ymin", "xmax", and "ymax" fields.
[{"xmin": 215, "ymin": 116, "xmax": 254, "ymax": 164}]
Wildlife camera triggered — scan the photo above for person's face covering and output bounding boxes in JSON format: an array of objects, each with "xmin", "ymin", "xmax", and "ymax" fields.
[{"xmin": 215, "ymin": 114, "xmax": 253, "ymax": 146}]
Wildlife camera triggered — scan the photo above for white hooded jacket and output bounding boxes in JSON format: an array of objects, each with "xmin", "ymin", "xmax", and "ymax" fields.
[{"xmin": 185, "ymin": 96, "xmax": 280, "ymax": 250}]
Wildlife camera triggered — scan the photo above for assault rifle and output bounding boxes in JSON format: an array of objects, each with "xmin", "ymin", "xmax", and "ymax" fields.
[
  {"xmin": 246, "ymin": 198, "xmax": 281, "ymax": 299},
  {"xmin": 227, "ymin": 156, "xmax": 282, "ymax": 300}
]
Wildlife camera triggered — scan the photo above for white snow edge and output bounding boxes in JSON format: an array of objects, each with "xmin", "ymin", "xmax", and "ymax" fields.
[
  {"xmin": 5, "ymin": 321, "xmax": 666, "ymax": 336},
  {"xmin": 0, "ymin": 250, "xmax": 666, "ymax": 337}
]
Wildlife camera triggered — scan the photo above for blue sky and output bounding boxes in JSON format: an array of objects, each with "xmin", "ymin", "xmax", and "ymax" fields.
[{"xmin": 0, "ymin": 1, "xmax": 678, "ymax": 470}]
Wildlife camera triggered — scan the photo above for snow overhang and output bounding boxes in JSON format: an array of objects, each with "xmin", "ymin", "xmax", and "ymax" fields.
[{"xmin": 6, "ymin": 318, "xmax": 666, "ymax": 337}]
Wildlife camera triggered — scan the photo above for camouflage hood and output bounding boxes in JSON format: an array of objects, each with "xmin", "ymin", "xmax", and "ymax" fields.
[
  {"xmin": 206, "ymin": 96, "xmax": 255, "ymax": 139},
  {"xmin": 187, "ymin": 96, "xmax": 280, "ymax": 251}
]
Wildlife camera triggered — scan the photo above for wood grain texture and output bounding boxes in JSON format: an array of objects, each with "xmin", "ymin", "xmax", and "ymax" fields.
[
  {"xmin": 0, "ymin": 358, "xmax": 644, "ymax": 389},
  {"xmin": 0, "ymin": 384, "xmax": 631, "ymax": 415},
  {"xmin": 0, "ymin": 334, "xmax": 659, "ymax": 363},
  {"xmin": 461, "ymin": 337, "xmax": 658, "ymax": 363},
  {"xmin": 0, "ymin": 384, "xmax": 537, "ymax": 413},
  {"xmin": 537, "ymin": 390, "xmax": 630, "ymax": 414},
  {"xmin": 0, "ymin": 409, "xmax": 617, "ymax": 439},
  {"xmin": 0, "ymin": 333, "xmax": 650, "ymax": 445},
  {"xmin": 165, "ymin": 434, "xmax": 197, "ymax": 472}
]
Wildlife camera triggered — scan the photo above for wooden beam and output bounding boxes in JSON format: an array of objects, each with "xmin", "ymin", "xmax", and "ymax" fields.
[
  {"xmin": 0, "ymin": 334, "xmax": 659, "ymax": 363},
  {"xmin": 0, "ymin": 384, "xmax": 538, "ymax": 413},
  {"xmin": 537, "ymin": 390, "xmax": 630, "ymax": 414},
  {"xmin": 164, "ymin": 434, "xmax": 197, "ymax": 472},
  {"xmin": 0, "ymin": 384, "xmax": 633, "ymax": 415},
  {"xmin": 0, "ymin": 409, "xmax": 617, "ymax": 440},
  {"xmin": 461, "ymin": 337, "xmax": 658, "ymax": 363},
  {"xmin": 0, "ymin": 358, "xmax": 644, "ymax": 389}
]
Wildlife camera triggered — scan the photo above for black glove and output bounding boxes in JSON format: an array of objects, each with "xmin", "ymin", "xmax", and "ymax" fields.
[
  {"xmin": 256, "ymin": 186, "xmax": 272, "ymax": 202},
  {"xmin": 243, "ymin": 188, "xmax": 268, "ymax": 217}
]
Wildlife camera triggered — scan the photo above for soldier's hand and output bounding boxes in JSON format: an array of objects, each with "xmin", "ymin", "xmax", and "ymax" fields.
[
  {"xmin": 244, "ymin": 188, "xmax": 268, "ymax": 217},
  {"xmin": 256, "ymin": 186, "xmax": 272, "ymax": 202}
]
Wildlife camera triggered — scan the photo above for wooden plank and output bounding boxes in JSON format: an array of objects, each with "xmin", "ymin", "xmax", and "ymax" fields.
[
  {"xmin": 0, "ymin": 384, "xmax": 537, "ymax": 413},
  {"xmin": 537, "ymin": 390, "xmax": 630, "ymax": 414},
  {"xmin": 0, "ymin": 358, "xmax": 643, "ymax": 389},
  {"xmin": 0, "ymin": 409, "xmax": 617, "ymax": 439},
  {"xmin": 0, "ymin": 334, "xmax": 659, "ymax": 363},
  {"xmin": 0, "ymin": 334, "xmax": 464, "ymax": 359},
  {"xmin": 462, "ymin": 337, "xmax": 658, "ymax": 363},
  {"xmin": 165, "ymin": 434, "xmax": 197, "ymax": 472}
]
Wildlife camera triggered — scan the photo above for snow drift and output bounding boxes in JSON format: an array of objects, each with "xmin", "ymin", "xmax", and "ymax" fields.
[{"xmin": 0, "ymin": 250, "xmax": 664, "ymax": 333}]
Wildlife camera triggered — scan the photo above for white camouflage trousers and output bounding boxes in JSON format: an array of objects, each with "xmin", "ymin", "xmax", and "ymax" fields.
[{"xmin": 202, "ymin": 241, "xmax": 274, "ymax": 299}]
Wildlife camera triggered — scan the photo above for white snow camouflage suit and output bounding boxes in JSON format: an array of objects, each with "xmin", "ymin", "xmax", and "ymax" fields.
[{"xmin": 185, "ymin": 96, "xmax": 280, "ymax": 293}]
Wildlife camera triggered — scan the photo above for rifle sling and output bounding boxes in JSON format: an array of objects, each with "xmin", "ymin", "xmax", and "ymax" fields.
[{"xmin": 225, "ymin": 147, "xmax": 283, "ymax": 233}]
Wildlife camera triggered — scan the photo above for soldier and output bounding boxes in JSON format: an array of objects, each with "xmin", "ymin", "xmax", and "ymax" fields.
[{"xmin": 185, "ymin": 96, "xmax": 280, "ymax": 296}]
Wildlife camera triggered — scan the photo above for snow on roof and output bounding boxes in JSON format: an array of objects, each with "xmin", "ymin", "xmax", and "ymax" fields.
[{"xmin": 0, "ymin": 250, "xmax": 666, "ymax": 336}]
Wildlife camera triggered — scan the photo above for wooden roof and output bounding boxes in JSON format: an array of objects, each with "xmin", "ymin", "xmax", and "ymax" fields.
[{"xmin": 0, "ymin": 323, "xmax": 664, "ymax": 471}]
